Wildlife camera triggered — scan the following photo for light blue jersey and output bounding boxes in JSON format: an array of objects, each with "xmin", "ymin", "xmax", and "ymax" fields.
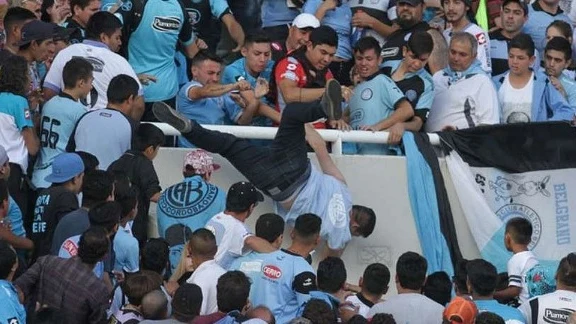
[
  {"xmin": 274, "ymin": 165, "xmax": 353, "ymax": 250},
  {"xmin": 157, "ymin": 175, "xmax": 226, "ymax": 273},
  {"xmin": 559, "ymin": 73, "xmax": 576, "ymax": 108},
  {"xmin": 348, "ymin": 73, "xmax": 405, "ymax": 155},
  {"xmin": 475, "ymin": 300, "xmax": 526, "ymax": 323},
  {"xmin": 222, "ymin": 57, "xmax": 275, "ymax": 127},
  {"xmin": 58, "ymin": 234, "xmax": 104, "ymax": 278},
  {"xmin": 0, "ymin": 280, "xmax": 26, "ymax": 324},
  {"xmin": 176, "ymin": 81, "xmax": 243, "ymax": 147},
  {"xmin": 302, "ymin": 0, "xmax": 353, "ymax": 60},
  {"xmin": 128, "ymin": 0, "xmax": 195, "ymax": 102},
  {"xmin": 113, "ymin": 224, "xmax": 139, "ymax": 273},
  {"xmin": 261, "ymin": 0, "xmax": 299, "ymax": 27},
  {"xmin": 7, "ymin": 196, "xmax": 25, "ymax": 237},
  {"xmin": 523, "ymin": 2, "xmax": 571, "ymax": 54},
  {"xmin": 230, "ymin": 249, "xmax": 317, "ymax": 323},
  {"xmin": 32, "ymin": 94, "xmax": 87, "ymax": 189}
]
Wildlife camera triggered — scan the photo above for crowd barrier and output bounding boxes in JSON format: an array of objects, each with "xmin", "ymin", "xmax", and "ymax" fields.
[{"xmin": 148, "ymin": 124, "xmax": 480, "ymax": 294}]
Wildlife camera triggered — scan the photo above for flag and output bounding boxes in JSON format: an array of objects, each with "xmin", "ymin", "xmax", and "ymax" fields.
[{"xmin": 438, "ymin": 122, "xmax": 576, "ymax": 271}]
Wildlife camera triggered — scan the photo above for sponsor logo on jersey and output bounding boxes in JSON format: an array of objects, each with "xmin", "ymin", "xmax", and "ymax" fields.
[
  {"xmin": 187, "ymin": 8, "xmax": 201, "ymax": 25},
  {"xmin": 543, "ymin": 308, "xmax": 573, "ymax": 323},
  {"xmin": 152, "ymin": 16, "xmax": 182, "ymax": 32},
  {"xmin": 24, "ymin": 109, "xmax": 30, "ymax": 120},
  {"xmin": 75, "ymin": 56, "xmax": 105, "ymax": 73},
  {"xmin": 381, "ymin": 47, "xmax": 399, "ymax": 58},
  {"xmin": 262, "ymin": 265, "xmax": 282, "ymax": 279},
  {"xmin": 303, "ymin": 278, "xmax": 313, "ymax": 286}
]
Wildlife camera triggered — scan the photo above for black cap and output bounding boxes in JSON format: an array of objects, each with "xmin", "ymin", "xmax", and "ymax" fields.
[
  {"xmin": 226, "ymin": 181, "xmax": 264, "ymax": 211},
  {"xmin": 502, "ymin": 0, "xmax": 528, "ymax": 14},
  {"xmin": 397, "ymin": 0, "xmax": 424, "ymax": 5},
  {"xmin": 18, "ymin": 20, "xmax": 55, "ymax": 46},
  {"xmin": 53, "ymin": 25, "xmax": 76, "ymax": 42}
]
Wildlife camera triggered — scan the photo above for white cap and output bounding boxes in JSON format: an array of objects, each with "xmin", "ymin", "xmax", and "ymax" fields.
[{"xmin": 292, "ymin": 13, "xmax": 320, "ymax": 29}]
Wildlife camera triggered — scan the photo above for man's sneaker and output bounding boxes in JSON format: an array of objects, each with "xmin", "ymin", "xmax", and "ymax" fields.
[
  {"xmin": 152, "ymin": 102, "xmax": 193, "ymax": 133},
  {"xmin": 320, "ymin": 79, "xmax": 342, "ymax": 120}
]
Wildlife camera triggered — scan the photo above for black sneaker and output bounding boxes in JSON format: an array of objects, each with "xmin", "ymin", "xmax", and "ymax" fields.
[
  {"xmin": 320, "ymin": 79, "xmax": 342, "ymax": 120},
  {"xmin": 152, "ymin": 102, "xmax": 193, "ymax": 133}
]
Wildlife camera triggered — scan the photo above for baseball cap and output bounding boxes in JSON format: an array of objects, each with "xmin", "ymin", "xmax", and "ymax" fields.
[
  {"xmin": 172, "ymin": 283, "xmax": 203, "ymax": 317},
  {"xmin": 226, "ymin": 181, "xmax": 264, "ymax": 211},
  {"xmin": 397, "ymin": 0, "xmax": 424, "ymax": 5},
  {"xmin": 183, "ymin": 149, "xmax": 221, "ymax": 175},
  {"xmin": 18, "ymin": 20, "xmax": 55, "ymax": 46},
  {"xmin": 0, "ymin": 145, "xmax": 7, "ymax": 165},
  {"xmin": 292, "ymin": 13, "xmax": 320, "ymax": 29},
  {"xmin": 44, "ymin": 153, "xmax": 84, "ymax": 184},
  {"xmin": 53, "ymin": 25, "xmax": 76, "ymax": 42},
  {"xmin": 443, "ymin": 297, "xmax": 478, "ymax": 324},
  {"xmin": 502, "ymin": 0, "xmax": 528, "ymax": 14}
]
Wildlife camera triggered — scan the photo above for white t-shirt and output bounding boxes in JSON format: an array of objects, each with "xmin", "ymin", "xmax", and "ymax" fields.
[
  {"xmin": 346, "ymin": 293, "xmax": 376, "ymax": 318},
  {"xmin": 205, "ymin": 212, "xmax": 253, "ymax": 269},
  {"xmin": 508, "ymin": 250, "xmax": 539, "ymax": 304},
  {"xmin": 187, "ymin": 259, "xmax": 226, "ymax": 315},
  {"xmin": 425, "ymin": 72, "xmax": 499, "ymax": 132},
  {"xmin": 444, "ymin": 23, "xmax": 492, "ymax": 73},
  {"xmin": 499, "ymin": 73, "xmax": 534, "ymax": 124},
  {"xmin": 43, "ymin": 40, "xmax": 143, "ymax": 111},
  {"xmin": 518, "ymin": 290, "xmax": 576, "ymax": 324},
  {"xmin": 367, "ymin": 293, "xmax": 444, "ymax": 323}
]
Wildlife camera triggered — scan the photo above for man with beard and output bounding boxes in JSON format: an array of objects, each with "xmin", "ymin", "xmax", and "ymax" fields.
[{"xmin": 270, "ymin": 13, "xmax": 320, "ymax": 61}]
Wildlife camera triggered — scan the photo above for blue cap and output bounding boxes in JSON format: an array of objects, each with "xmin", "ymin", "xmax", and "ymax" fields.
[{"xmin": 44, "ymin": 153, "xmax": 84, "ymax": 184}]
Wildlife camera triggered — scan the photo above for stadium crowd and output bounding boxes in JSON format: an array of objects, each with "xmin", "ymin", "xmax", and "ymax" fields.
[{"xmin": 0, "ymin": 0, "xmax": 575, "ymax": 323}]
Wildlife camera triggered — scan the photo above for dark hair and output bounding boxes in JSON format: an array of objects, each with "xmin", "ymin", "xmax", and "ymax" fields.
[
  {"xmin": 0, "ymin": 241, "xmax": 16, "ymax": 279},
  {"xmin": 172, "ymin": 283, "xmax": 203, "ymax": 321},
  {"xmin": 545, "ymin": 36, "xmax": 573, "ymax": 61},
  {"xmin": 309, "ymin": 25, "xmax": 338, "ymax": 48},
  {"xmin": 353, "ymin": 205, "xmax": 376, "ymax": 237},
  {"xmin": 508, "ymin": 33, "xmax": 535, "ymax": 57},
  {"xmin": 348, "ymin": 315, "xmax": 369, "ymax": 324},
  {"xmin": 317, "ymin": 257, "xmax": 346, "ymax": 293},
  {"xmin": 32, "ymin": 306, "xmax": 65, "ymax": 324},
  {"xmin": 244, "ymin": 31, "xmax": 271, "ymax": 46},
  {"xmin": 467, "ymin": 259, "xmax": 498, "ymax": 296},
  {"xmin": 40, "ymin": 0, "xmax": 55, "ymax": 22},
  {"xmin": 0, "ymin": 179, "xmax": 7, "ymax": 204},
  {"xmin": 76, "ymin": 151, "xmax": 99, "ymax": 172},
  {"xmin": 189, "ymin": 228, "xmax": 217, "ymax": 258},
  {"xmin": 114, "ymin": 180, "xmax": 138, "ymax": 219},
  {"xmin": 142, "ymin": 238, "xmax": 170, "ymax": 274},
  {"xmin": 191, "ymin": 49, "xmax": 223, "ymax": 67},
  {"xmin": 362, "ymin": 263, "xmax": 390, "ymax": 295},
  {"xmin": 353, "ymin": 36, "xmax": 381, "ymax": 55},
  {"xmin": 255, "ymin": 213, "xmax": 285, "ymax": 244},
  {"xmin": 302, "ymin": 299, "xmax": 336, "ymax": 324},
  {"xmin": 547, "ymin": 20, "xmax": 573, "ymax": 40},
  {"xmin": 85, "ymin": 11, "xmax": 122, "ymax": 40},
  {"xmin": 475, "ymin": 312, "xmax": 505, "ymax": 324},
  {"xmin": 88, "ymin": 201, "xmax": 121, "ymax": 233},
  {"xmin": 77, "ymin": 226, "xmax": 110, "ymax": 264},
  {"xmin": 505, "ymin": 217, "xmax": 532, "ymax": 245},
  {"xmin": 0, "ymin": 55, "xmax": 29, "ymax": 96},
  {"xmin": 422, "ymin": 271, "xmax": 452, "ymax": 306},
  {"xmin": 71, "ymin": 0, "xmax": 98, "ymax": 14},
  {"xmin": 107, "ymin": 74, "xmax": 140, "ymax": 104},
  {"xmin": 82, "ymin": 170, "xmax": 114, "ymax": 208},
  {"xmin": 407, "ymin": 31, "xmax": 434, "ymax": 57},
  {"xmin": 63, "ymin": 57, "xmax": 94, "ymax": 89},
  {"xmin": 396, "ymin": 252, "xmax": 427, "ymax": 290},
  {"xmin": 294, "ymin": 213, "xmax": 322, "ymax": 243},
  {"xmin": 556, "ymin": 253, "xmax": 576, "ymax": 288},
  {"xmin": 453, "ymin": 259, "xmax": 470, "ymax": 295},
  {"xmin": 134, "ymin": 124, "xmax": 165, "ymax": 152},
  {"xmin": 502, "ymin": 0, "xmax": 528, "ymax": 16},
  {"xmin": 370, "ymin": 313, "xmax": 397, "ymax": 324},
  {"xmin": 123, "ymin": 270, "xmax": 163, "ymax": 306},
  {"xmin": 216, "ymin": 271, "xmax": 251, "ymax": 313},
  {"xmin": 4, "ymin": 7, "xmax": 36, "ymax": 31}
]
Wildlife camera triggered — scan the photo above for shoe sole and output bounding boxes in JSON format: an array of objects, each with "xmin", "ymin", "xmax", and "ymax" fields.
[
  {"xmin": 152, "ymin": 102, "xmax": 189, "ymax": 133},
  {"xmin": 324, "ymin": 79, "xmax": 342, "ymax": 120}
]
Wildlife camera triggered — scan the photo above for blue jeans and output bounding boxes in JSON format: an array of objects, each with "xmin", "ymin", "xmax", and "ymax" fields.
[{"xmin": 180, "ymin": 101, "xmax": 326, "ymax": 201}]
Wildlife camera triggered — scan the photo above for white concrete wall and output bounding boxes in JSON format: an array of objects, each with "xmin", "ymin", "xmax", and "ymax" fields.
[{"xmin": 151, "ymin": 148, "xmax": 481, "ymax": 294}]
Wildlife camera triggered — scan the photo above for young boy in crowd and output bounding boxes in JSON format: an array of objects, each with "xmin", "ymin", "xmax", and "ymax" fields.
[
  {"xmin": 113, "ymin": 178, "xmax": 140, "ymax": 276},
  {"xmin": 346, "ymin": 263, "xmax": 390, "ymax": 318},
  {"xmin": 494, "ymin": 217, "xmax": 539, "ymax": 304},
  {"xmin": 108, "ymin": 123, "xmax": 164, "ymax": 247}
]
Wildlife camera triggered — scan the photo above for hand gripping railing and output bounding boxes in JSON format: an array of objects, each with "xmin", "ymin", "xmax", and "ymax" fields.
[{"xmin": 150, "ymin": 123, "xmax": 442, "ymax": 155}]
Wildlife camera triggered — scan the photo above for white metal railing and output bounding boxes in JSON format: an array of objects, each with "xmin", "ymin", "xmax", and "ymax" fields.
[{"xmin": 151, "ymin": 123, "xmax": 442, "ymax": 155}]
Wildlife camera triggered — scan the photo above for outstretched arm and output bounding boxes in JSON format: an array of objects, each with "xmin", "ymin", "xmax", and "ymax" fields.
[{"xmin": 305, "ymin": 125, "xmax": 346, "ymax": 184}]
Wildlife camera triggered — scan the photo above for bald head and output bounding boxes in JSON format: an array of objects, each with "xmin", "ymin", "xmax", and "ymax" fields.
[
  {"xmin": 189, "ymin": 228, "xmax": 217, "ymax": 258},
  {"xmin": 247, "ymin": 305, "xmax": 276, "ymax": 324},
  {"xmin": 141, "ymin": 290, "xmax": 168, "ymax": 320}
]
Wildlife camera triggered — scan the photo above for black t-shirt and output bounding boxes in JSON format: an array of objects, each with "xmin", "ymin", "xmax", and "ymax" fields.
[
  {"xmin": 31, "ymin": 186, "xmax": 79, "ymax": 260},
  {"xmin": 108, "ymin": 150, "xmax": 161, "ymax": 246},
  {"xmin": 63, "ymin": 18, "xmax": 85, "ymax": 45},
  {"xmin": 381, "ymin": 22, "xmax": 431, "ymax": 62},
  {"xmin": 0, "ymin": 48, "xmax": 15, "ymax": 67},
  {"xmin": 380, "ymin": 65, "xmax": 430, "ymax": 122},
  {"xmin": 180, "ymin": 0, "xmax": 231, "ymax": 51}
]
